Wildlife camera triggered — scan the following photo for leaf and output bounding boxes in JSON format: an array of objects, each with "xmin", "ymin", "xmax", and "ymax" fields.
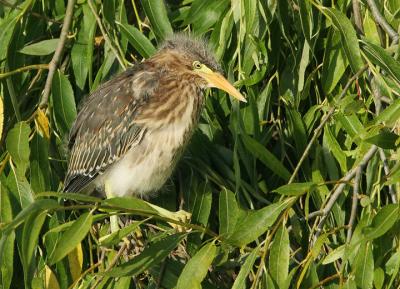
[
  {"xmin": 323, "ymin": 8, "xmax": 364, "ymax": 73},
  {"xmin": 361, "ymin": 39, "xmax": 400, "ymax": 85},
  {"xmin": 71, "ymin": 4, "xmax": 96, "ymax": 89},
  {"xmin": 219, "ymin": 188, "xmax": 240, "ymax": 236},
  {"xmin": 176, "ymin": 242, "xmax": 217, "ymax": 289},
  {"xmin": 45, "ymin": 265, "xmax": 61, "ymax": 289},
  {"xmin": 6, "ymin": 167, "xmax": 33, "ymax": 209},
  {"xmin": 49, "ymin": 212, "xmax": 93, "ymax": 265},
  {"xmin": 51, "ymin": 70, "xmax": 77, "ymax": 137},
  {"xmin": 0, "ymin": 185, "xmax": 14, "ymax": 289},
  {"xmin": 241, "ymin": 134, "xmax": 291, "ymax": 181},
  {"xmin": 21, "ymin": 211, "xmax": 47, "ymax": 287},
  {"xmin": 269, "ymin": 224, "xmax": 289, "ymax": 289},
  {"xmin": 141, "ymin": 0, "xmax": 173, "ymax": 41},
  {"xmin": 99, "ymin": 220, "xmax": 145, "ymax": 247},
  {"xmin": 365, "ymin": 131, "xmax": 399, "ymax": 149},
  {"xmin": 67, "ymin": 243, "xmax": 83, "ymax": 282},
  {"xmin": 104, "ymin": 233, "xmax": 186, "ymax": 277},
  {"xmin": 226, "ymin": 199, "xmax": 291, "ymax": 246},
  {"xmin": 321, "ymin": 30, "xmax": 348, "ymax": 94},
  {"xmin": 188, "ymin": 180, "xmax": 212, "ymax": 226},
  {"xmin": 363, "ymin": 204, "xmax": 399, "ymax": 240},
  {"xmin": 117, "ymin": 22, "xmax": 156, "ymax": 58},
  {"xmin": 30, "ymin": 134, "xmax": 50, "ymax": 193},
  {"xmin": 19, "ymin": 39, "xmax": 59, "ymax": 56},
  {"xmin": 273, "ymin": 182, "xmax": 315, "ymax": 196},
  {"xmin": 232, "ymin": 246, "xmax": 260, "ymax": 289},
  {"xmin": 102, "ymin": 197, "xmax": 158, "ymax": 215},
  {"xmin": 354, "ymin": 242, "xmax": 374, "ymax": 289},
  {"xmin": 322, "ymin": 245, "xmax": 345, "ymax": 264},
  {"xmin": 373, "ymin": 98, "xmax": 400, "ymax": 128},
  {"xmin": 6, "ymin": 122, "xmax": 30, "ymax": 175},
  {"xmin": 35, "ymin": 108, "xmax": 50, "ymax": 139}
]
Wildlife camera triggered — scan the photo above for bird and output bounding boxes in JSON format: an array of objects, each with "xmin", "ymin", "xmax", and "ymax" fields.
[{"xmin": 63, "ymin": 33, "xmax": 246, "ymax": 199}]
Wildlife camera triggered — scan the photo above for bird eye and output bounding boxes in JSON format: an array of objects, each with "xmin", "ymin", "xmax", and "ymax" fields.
[{"xmin": 192, "ymin": 61, "xmax": 202, "ymax": 69}]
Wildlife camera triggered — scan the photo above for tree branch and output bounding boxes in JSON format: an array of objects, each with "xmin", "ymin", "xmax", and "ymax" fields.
[
  {"xmin": 366, "ymin": 0, "xmax": 399, "ymax": 44},
  {"xmin": 313, "ymin": 145, "xmax": 378, "ymax": 242},
  {"xmin": 288, "ymin": 65, "xmax": 368, "ymax": 184},
  {"xmin": 352, "ymin": 0, "xmax": 364, "ymax": 34},
  {"xmin": 87, "ymin": 0, "xmax": 126, "ymax": 69},
  {"xmin": 346, "ymin": 167, "xmax": 361, "ymax": 242},
  {"xmin": 39, "ymin": 0, "xmax": 75, "ymax": 108}
]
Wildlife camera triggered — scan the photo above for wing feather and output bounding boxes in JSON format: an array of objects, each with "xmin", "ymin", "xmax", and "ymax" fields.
[{"xmin": 64, "ymin": 64, "xmax": 156, "ymax": 192}]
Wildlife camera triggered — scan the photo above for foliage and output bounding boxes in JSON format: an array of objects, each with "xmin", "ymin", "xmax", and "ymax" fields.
[{"xmin": 0, "ymin": 0, "xmax": 400, "ymax": 288}]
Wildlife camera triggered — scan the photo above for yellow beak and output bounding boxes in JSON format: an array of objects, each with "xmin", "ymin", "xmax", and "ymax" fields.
[{"xmin": 197, "ymin": 70, "xmax": 246, "ymax": 102}]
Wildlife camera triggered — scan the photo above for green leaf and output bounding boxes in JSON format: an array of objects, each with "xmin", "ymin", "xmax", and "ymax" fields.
[
  {"xmin": 6, "ymin": 168, "xmax": 33, "ymax": 209},
  {"xmin": 19, "ymin": 39, "xmax": 59, "ymax": 56},
  {"xmin": 354, "ymin": 242, "xmax": 374, "ymax": 289},
  {"xmin": 219, "ymin": 188, "xmax": 240, "ymax": 236},
  {"xmin": 0, "ymin": 199, "xmax": 59, "ymax": 235},
  {"xmin": 102, "ymin": 197, "xmax": 158, "ymax": 215},
  {"xmin": 188, "ymin": 180, "xmax": 212, "ymax": 226},
  {"xmin": 0, "ymin": 185, "xmax": 14, "ymax": 289},
  {"xmin": 51, "ymin": 70, "xmax": 77, "ymax": 137},
  {"xmin": 30, "ymin": 134, "xmax": 50, "ymax": 192},
  {"xmin": 361, "ymin": 39, "xmax": 400, "ymax": 85},
  {"xmin": 321, "ymin": 30, "xmax": 348, "ymax": 94},
  {"xmin": 373, "ymin": 267, "xmax": 385, "ymax": 289},
  {"xmin": 141, "ymin": 0, "xmax": 173, "ymax": 41},
  {"xmin": 232, "ymin": 246, "xmax": 260, "ymax": 289},
  {"xmin": 176, "ymin": 242, "xmax": 217, "ymax": 289},
  {"xmin": 99, "ymin": 220, "xmax": 145, "ymax": 247},
  {"xmin": 6, "ymin": 122, "xmax": 30, "ymax": 175},
  {"xmin": 323, "ymin": 126, "xmax": 347, "ymax": 172},
  {"xmin": 273, "ymin": 182, "xmax": 315, "ymax": 196},
  {"xmin": 324, "ymin": 8, "xmax": 364, "ymax": 73},
  {"xmin": 363, "ymin": 204, "xmax": 399, "ymax": 240},
  {"xmin": 49, "ymin": 212, "xmax": 93, "ymax": 265},
  {"xmin": 241, "ymin": 134, "xmax": 291, "ymax": 181},
  {"xmin": 373, "ymin": 98, "xmax": 400, "ymax": 128},
  {"xmin": 71, "ymin": 4, "xmax": 96, "ymax": 89},
  {"xmin": 226, "ymin": 199, "xmax": 291, "ymax": 246},
  {"xmin": 104, "ymin": 233, "xmax": 186, "ymax": 277},
  {"xmin": 117, "ymin": 23, "xmax": 156, "ymax": 58},
  {"xmin": 365, "ymin": 131, "xmax": 399, "ymax": 149},
  {"xmin": 21, "ymin": 211, "xmax": 47, "ymax": 286},
  {"xmin": 269, "ymin": 224, "xmax": 289, "ymax": 289}
]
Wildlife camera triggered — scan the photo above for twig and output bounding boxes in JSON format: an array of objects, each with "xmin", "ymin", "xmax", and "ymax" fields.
[
  {"xmin": 0, "ymin": 64, "xmax": 48, "ymax": 79},
  {"xmin": 313, "ymin": 145, "xmax": 378, "ymax": 242},
  {"xmin": 87, "ymin": 0, "xmax": 126, "ymax": 69},
  {"xmin": 90, "ymin": 242, "xmax": 128, "ymax": 289},
  {"xmin": 309, "ymin": 273, "xmax": 340, "ymax": 289},
  {"xmin": 346, "ymin": 167, "xmax": 361, "ymax": 242},
  {"xmin": 366, "ymin": 0, "xmax": 399, "ymax": 44},
  {"xmin": 379, "ymin": 149, "xmax": 397, "ymax": 203},
  {"xmin": 39, "ymin": 0, "xmax": 75, "ymax": 108},
  {"xmin": 352, "ymin": 0, "xmax": 364, "ymax": 34},
  {"xmin": 370, "ymin": 76, "xmax": 397, "ymax": 203},
  {"xmin": 288, "ymin": 64, "xmax": 368, "ymax": 184}
]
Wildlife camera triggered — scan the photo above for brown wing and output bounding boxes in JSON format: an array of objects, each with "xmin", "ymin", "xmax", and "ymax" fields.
[{"xmin": 63, "ymin": 64, "xmax": 158, "ymax": 192}]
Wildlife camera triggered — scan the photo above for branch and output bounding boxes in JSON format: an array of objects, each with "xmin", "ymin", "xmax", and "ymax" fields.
[
  {"xmin": 87, "ymin": 0, "xmax": 126, "ymax": 69},
  {"xmin": 313, "ymin": 145, "xmax": 378, "ymax": 242},
  {"xmin": 39, "ymin": 0, "xmax": 75, "ymax": 108},
  {"xmin": 0, "ymin": 64, "xmax": 48, "ymax": 79},
  {"xmin": 346, "ymin": 167, "xmax": 361, "ymax": 242},
  {"xmin": 288, "ymin": 65, "xmax": 368, "ymax": 184},
  {"xmin": 352, "ymin": 0, "xmax": 364, "ymax": 34},
  {"xmin": 366, "ymin": 0, "xmax": 399, "ymax": 44}
]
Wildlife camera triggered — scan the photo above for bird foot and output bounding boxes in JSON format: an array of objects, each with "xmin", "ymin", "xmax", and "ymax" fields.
[{"xmin": 147, "ymin": 204, "xmax": 191, "ymax": 232}]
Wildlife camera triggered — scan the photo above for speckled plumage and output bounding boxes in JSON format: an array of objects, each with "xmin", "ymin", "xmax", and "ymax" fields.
[{"xmin": 63, "ymin": 34, "xmax": 218, "ymax": 196}]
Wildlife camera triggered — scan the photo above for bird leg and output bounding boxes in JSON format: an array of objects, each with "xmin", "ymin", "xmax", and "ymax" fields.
[{"xmin": 104, "ymin": 180, "xmax": 120, "ymax": 233}]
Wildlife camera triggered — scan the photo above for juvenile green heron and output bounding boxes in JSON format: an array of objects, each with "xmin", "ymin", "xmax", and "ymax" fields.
[{"xmin": 64, "ymin": 34, "xmax": 245, "ymax": 197}]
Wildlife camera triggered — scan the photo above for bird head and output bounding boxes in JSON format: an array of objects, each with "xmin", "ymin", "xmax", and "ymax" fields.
[{"xmin": 159, "ymin": 34, "xmax": 246, "ymax": 102}]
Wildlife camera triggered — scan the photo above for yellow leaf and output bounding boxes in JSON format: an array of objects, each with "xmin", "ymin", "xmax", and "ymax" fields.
[
  {"xmin": 45, "ymin": 265, "xmax": 61, "ymax": 289},
  {"xmin": 35, "ymin": 108, "xmax": 50, "ymax": 139},
  {"xmin": 67, "ymin": 243, "xmax": 83, "ymax": 282}
]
